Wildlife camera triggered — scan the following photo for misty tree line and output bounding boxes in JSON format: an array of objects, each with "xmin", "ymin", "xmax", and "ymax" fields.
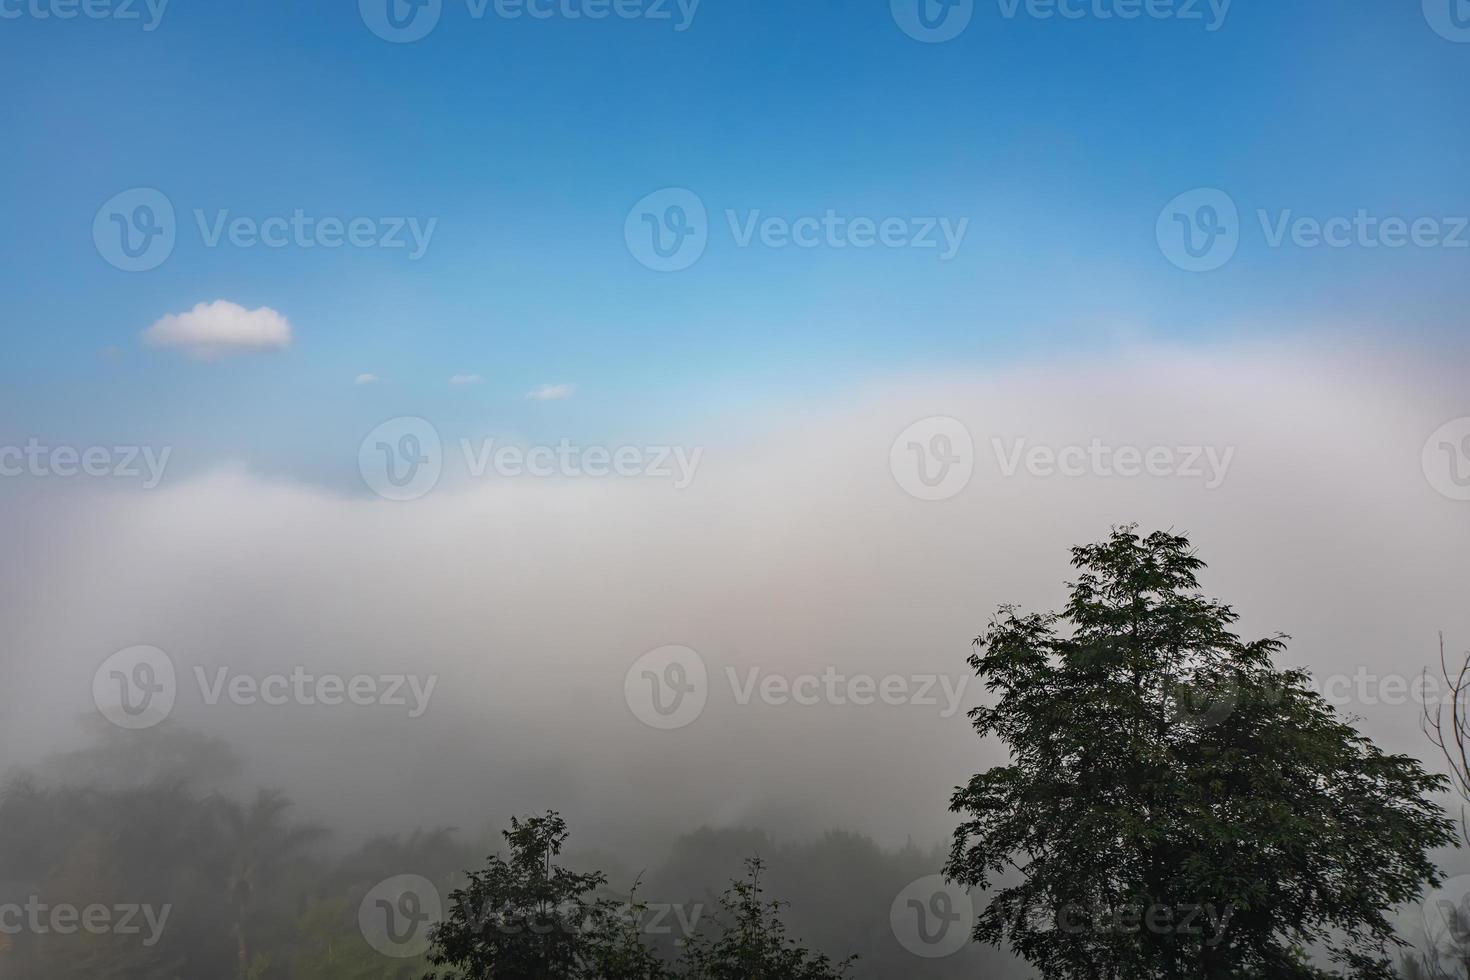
[
  {"xmin": 5, "ymin": 526, "xmax": 1470, "ymax": 978},
  {"xmin": 0, "ymin": 724, "xmax": 1000, "ymax": 979}
]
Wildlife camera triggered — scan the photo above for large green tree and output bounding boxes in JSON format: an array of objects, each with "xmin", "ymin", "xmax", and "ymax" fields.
[{"xmin": 947, "ymin": 526, "xmax": 1457, "ymax": 979}]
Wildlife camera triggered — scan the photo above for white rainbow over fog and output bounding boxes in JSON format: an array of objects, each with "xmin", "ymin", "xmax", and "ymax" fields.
[{"xmin": 1, "ymin": 342, "xmax": 1466, "ymax": 868}]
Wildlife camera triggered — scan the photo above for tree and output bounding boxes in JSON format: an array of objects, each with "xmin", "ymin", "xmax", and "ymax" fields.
[
  {"xmin": 1423, "ymin": 634, "xmax": 1470, "ymax": 847},
  {"xmin": 947, "ymin": 526, "xmax": 1457, "ymax": 979},
  {"xmin": 0, "ymin": 775, "xmax": 238, "ymax": 978},
  {"xmin": 1409, "ymin": 634, "xmax": 1470, "ymax": 979},
  {"xmin": 210, "ymin": 788, "xmax": 328, "ymax": 978},
  {"xmin": 426, "ymin": 811, "xmax": 666, "ymax": 980},
  {"xmin": 427, "ymin": 814, "xmax": 858, "ymax": 980},
  {"xmin": 677, "ymin": 858, "xmax": 854, "ymax": 980}
]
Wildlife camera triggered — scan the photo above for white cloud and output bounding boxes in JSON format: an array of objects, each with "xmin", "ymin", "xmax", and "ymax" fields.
[
  {"xmin": 141, "ymin": 301, "xmax": 292, "ymax": 361},
  {"xmin": 527, "ymin": 383, "xmax": 575, "ymax": 401},
  {"xmin": 354, "ymin": 374, "xmax": 380, "ymax": 385},
  {"xmin": 449, "ymin": 374, "xmax": 482, "ymax": 386}
]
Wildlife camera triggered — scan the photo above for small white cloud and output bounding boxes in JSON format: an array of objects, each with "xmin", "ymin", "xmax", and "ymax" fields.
[
  {"xmin": 527, "ymin": 383, "xmax": 575, "ymax": 401},
  {"xmin": 355, "ymin": 373, "xmax": 380, "ymax": 385},
  {"xmin": 449, "ymin": 374, "xmax": 482, "ymax": 386},
  {"xmin": 142, "ymin": 300, "xmax": 292, "ymax": 361}
]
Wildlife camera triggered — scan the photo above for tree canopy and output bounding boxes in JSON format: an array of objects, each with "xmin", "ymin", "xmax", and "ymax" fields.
[
  {"xmin": 947, "ymin": 526, "xmax": 1457, "ymax": 979},
  {"xmin": 426, "ymin": 813, "xmax": 853, "ymax": 980}
]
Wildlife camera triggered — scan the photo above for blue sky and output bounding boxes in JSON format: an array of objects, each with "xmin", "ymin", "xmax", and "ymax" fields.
[{"xmin": 2, "ymin": 0, "xmax": 1468, "ymax": 486}]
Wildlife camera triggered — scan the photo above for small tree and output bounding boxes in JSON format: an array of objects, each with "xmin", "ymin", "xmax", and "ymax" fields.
[
  {"xmin": 948, "ymin": 526, "xmax": 1456, "ymax": 979},
  {"xmin": 678, "ymin": 858, "xmax": 853, "ymax": 980},
  {"xmin": 428, "ymin": 814, "xmax": 854, "ymax": 980},
  {"xmin": 583, "ymin": 879, "xmax": 672, "ymax": 980},
  {"xmin": 1423, "ymin": 634, "xmax": 1470, "ymax": 846},
  {"xmin": 1411, "ymin": 634, "xmax": 1470, "ymax": 979},
  {"xmin": 426, "ymin": 811, "xmax": 666, "ymax": 980}
]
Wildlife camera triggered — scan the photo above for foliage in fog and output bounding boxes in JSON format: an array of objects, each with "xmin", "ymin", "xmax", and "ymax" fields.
[{"xmin": 948, "ymin": 527, "xmax": 1457, "ymax": 979}]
